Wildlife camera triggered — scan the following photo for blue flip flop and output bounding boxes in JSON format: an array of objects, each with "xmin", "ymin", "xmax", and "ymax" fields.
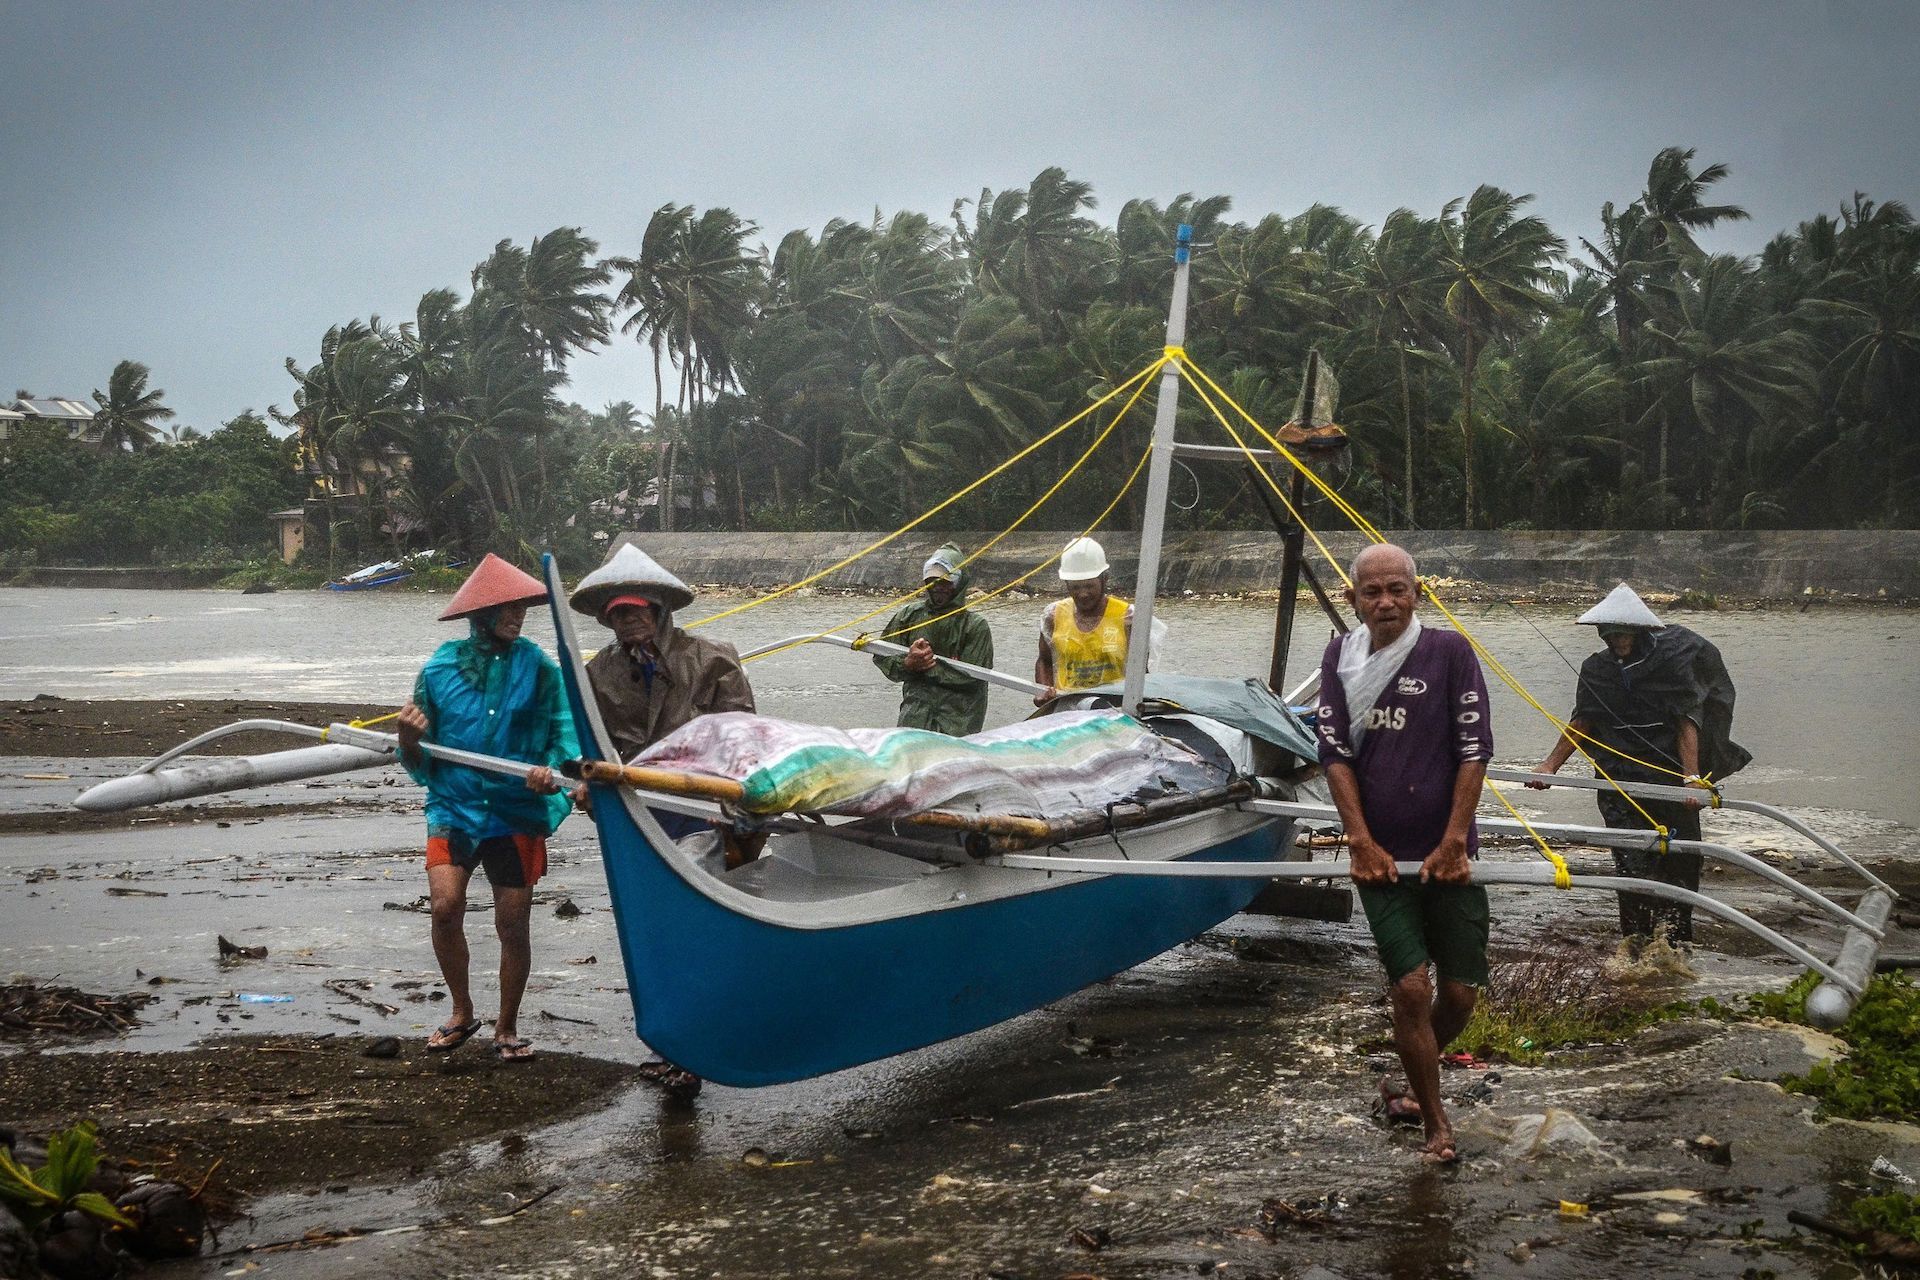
[{"xmin": 426, "ymin": 1017, "xmax": 482, "ymax": 1052}]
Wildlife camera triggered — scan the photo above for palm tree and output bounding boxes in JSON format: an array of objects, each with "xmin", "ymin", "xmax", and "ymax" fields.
[
  {"xmin": 1639, "ymin": 147, "xmax": 1748, "ymax": 263},
  {"xmin": 1637, "ymin": 256, "xmax": 1816, "ymax": 521},
  {"xmin": 954, "ymin": 168, "xmax": 1101, "ymax": 340},
  {"xmin": 1434, "ymin": 186, "xmax": 1566, "ymax": 526},
  {"xmin": 1483, "ymin": 325, "xmax": 1620, "ymax": 526},
  {"xmin": 1348, "ymin": 208, "xmax": 1444, "ymax": 521},
  {"xmin": 90, "ymin": 360, "xmax": 174, "ymax": 453},
  {"xmin": 609, "ymin": 204, "xmax": 692, "ymax": 419}
]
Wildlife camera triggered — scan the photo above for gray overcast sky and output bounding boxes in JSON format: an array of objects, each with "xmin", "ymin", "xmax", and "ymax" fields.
[{"xmin": 3, "ymin": 0, "xmax": 1915, "ymax": 430}]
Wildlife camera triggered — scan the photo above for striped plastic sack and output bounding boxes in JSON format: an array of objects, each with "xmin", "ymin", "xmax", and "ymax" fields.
[{"xmin": 628, "ymin": 709, "xmax": 1210, "ymax": 819}]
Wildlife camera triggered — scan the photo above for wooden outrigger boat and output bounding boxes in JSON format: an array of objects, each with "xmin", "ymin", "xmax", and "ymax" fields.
[{"xmin": 76, "ymin": 226, "xmax": 1896, "ymax": 1084}]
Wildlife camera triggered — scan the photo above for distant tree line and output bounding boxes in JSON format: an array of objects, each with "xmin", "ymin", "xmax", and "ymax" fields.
[
  {"xmin": 3, "ymin": 148, "xmax": 1914, "ymax": 570},
  {"xmin": 0, "ymin": 391, "xmax": 303, "ymax": 567}
]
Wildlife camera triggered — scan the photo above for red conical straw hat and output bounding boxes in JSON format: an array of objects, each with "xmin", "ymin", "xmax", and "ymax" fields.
[{"xmin": 438, "ymin": 553, "xmax": 549, "ymax": 621}]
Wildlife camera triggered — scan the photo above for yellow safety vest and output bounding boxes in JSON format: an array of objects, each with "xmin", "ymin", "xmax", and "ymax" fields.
[{"xmin": 1050, "ymin": 595, "xmax": 1129, "ymax": 690}]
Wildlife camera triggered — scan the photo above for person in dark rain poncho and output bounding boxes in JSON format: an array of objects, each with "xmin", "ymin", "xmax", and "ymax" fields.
[{"xmin": 1529, "ymin": 583, "xmax": 1750, "ymax": 949}]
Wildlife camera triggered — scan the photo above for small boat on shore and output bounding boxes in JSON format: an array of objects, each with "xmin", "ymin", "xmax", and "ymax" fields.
[
  {"xmin": 324, "ymin": 551, "xmax": 465, "ymax": 592},
  {"xmin": 324, "ymin": 559, "xmax": 410, "ymax": 591}
]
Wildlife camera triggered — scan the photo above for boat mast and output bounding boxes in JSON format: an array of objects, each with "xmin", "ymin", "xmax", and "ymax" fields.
[
  {"xmin": 1267, "ymin": 351, "xmax": 1319, "ymax": 693},
  {"xmin": 1120, "ymin": 224, "xmax": 1193, "ymax": 716}
]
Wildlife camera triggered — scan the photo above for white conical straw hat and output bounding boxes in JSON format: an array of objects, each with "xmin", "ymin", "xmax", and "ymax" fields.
[
  {"xmin": 569, "ymin": 542, "xmax": 696, "ymax": 616},
  {"xmin": 1576, "ymin": 583, "xmax": 1665, "ymax": 629}
]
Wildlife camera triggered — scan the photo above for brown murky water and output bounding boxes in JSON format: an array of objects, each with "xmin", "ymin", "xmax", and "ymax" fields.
[{"xmin": 1, "ymin": 586, "xmax": 1916, "ymax": 1277}]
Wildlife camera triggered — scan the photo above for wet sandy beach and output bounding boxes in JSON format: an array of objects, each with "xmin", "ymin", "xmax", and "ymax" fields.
[
  {"xmin": 3, "ymin": 590, "xmax": 1917, "ymax": 1277},
  {"xmin": 3, "ymin": 720, "xmax": 1915, "ymax": 1277}
]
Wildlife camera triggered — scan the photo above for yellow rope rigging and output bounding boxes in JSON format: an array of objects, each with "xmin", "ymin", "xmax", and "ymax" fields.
[
  {"xmin": 1179, "ymin": 355, "xmax": 1685, "ymax": 872},
  {"xmin": 743, "ymin": 364, "xmax": 1164, "ymax": 664},
  {"xmin": 682, "ymin": 358, "xmax": 1164, "ymax": 631},
  {"xmin": 654, "ymin": 332, "xmax": 1700, "ymax": 891}
]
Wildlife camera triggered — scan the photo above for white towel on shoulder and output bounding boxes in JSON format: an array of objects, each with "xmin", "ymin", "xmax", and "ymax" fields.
[{"xmin": 1335, "ymin": 616, "xmax": 1422, "ymax": 749}]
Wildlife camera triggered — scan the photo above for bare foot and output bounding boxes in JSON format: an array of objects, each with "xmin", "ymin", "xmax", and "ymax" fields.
[
  {"xmin": 1376, "ymin": 1080, "xmax": 1423, "ymax": 1127},
  {"xmin": 1420, "ymin": 1129, "xmax": 1458, "ymax": 1164}
]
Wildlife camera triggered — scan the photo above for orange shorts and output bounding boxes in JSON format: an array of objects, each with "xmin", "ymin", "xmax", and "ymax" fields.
[{"xmin": 425, "ymin": 831, "xmax": 546, "ymax": 889}]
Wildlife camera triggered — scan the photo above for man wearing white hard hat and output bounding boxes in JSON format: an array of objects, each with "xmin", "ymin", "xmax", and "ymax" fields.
[
  {"xmin": 1033, "ymin": 536, "xmax": 1150, "ymax": 704},
  {"xmin": 1529, "ymin": 583, "xmax": 1750, "ymax": 948}
]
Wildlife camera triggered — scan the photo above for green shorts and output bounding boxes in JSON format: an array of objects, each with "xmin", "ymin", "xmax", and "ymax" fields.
[{"xmin": 1356, "ymin": 880, "xmax": 1491, "ymax": 986}]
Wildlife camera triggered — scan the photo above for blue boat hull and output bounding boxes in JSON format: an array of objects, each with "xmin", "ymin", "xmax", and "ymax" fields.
[{"xmin": 586, "ymin": 786, "xmax": 1284, "ymax": 1086}]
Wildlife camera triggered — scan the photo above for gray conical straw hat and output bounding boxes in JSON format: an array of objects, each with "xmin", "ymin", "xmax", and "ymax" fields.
[
  {"xmin": 1576, "ymin": 583, "xmax": 1665, "ymax": 629},
  {"xmin": 569, "ymin": 542, "xmax": 696, "ymax": 616}
]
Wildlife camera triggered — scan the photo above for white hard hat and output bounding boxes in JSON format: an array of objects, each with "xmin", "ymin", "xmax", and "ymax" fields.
[{"xmin": 1058, "ymin": 536, "xmax": 1109, "ymax": 582}]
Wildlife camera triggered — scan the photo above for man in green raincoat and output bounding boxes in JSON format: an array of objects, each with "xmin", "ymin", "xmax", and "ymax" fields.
[{"xmin": 872, "ymin": 543, "xmax": 994, "ymax": 736}]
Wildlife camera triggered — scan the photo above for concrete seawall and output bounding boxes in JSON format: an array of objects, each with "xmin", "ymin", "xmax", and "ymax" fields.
[
  {"xmin": 617, "ymin": 530, "xmax": 1920, "ymax": 600},
  {"xmin": 12, "ymin": 566, "xmax": 232, "ymax": 589}
]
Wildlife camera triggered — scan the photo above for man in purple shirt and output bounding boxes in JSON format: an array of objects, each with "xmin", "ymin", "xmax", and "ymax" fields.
[{"xmin": 1317, "ymin": 544, "xmax": 1492, "ymax": 1164}]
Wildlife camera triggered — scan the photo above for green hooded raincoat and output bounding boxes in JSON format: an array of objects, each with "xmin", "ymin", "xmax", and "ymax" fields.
[{"xmin": 872, "ymin": 546, "xmax": 995, "ymax": 736}]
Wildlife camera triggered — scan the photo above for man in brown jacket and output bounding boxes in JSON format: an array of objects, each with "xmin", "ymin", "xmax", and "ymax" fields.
[
  {"xmin": 569, "ymin": 542, "xmax": 755, "ymax": 773},
  {"xmin": 567, "ymin": 541, "xmax": 756, "ymax": 1102}
]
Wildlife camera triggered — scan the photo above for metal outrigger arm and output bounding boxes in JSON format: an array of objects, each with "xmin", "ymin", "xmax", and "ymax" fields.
[
  {"xmin": 994, "ymin": 783, "xmax": 1895, "ymax": 1023},
  {"xmin": 72, "ymin": 719, "xmax": 547, "ymax": 814},
  {"xmin": 990, "ymin": 849, "xmax": 1860, "ymax": 995}
]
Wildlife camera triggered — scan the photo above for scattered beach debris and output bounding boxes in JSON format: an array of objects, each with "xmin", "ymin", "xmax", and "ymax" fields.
[
  {"xmin": 361, "ymin": 1037, "xmax": 401, "ymax": 1059},
  {"xmin": 114, "ymin": 1178, "xmax": 207, "ymax": 1260},
  {"xmin": 1686, "ymin": 1134, "xmax": 1734, "ymax": 1166},
  {"xmin": 104, "ymin": 886, "xmax": 166, "ymax": 898},
  {"xmin": 1068, "ymin": 1224, "xmax": 1112, "ymax": 1250},
  {"xmin": 322, "ymin": 979, "xmax": 397, "ymax": 1016},
  {"xmin": 0, "ymin": 982, "xmax": 154, "ymax": 1041},
  {"xmin": 1788, "ymin": 1208, "xmax": 1920, "ymax": 1269},
  {"xmin": 1503, "ymin": 1110, "xmax": 1607, "ymax": 1161},
  {"xmin": 1008, "ymin": 1076, "xmax": 1121, "ymax": 1110},
  {"xmin": 1870, "ymin": 1155, "xmax": 1916, "ymax": 1185},
  {"xmin": 217, "ymin": 935, "xmax": 267, "ymax": 960},
  {"xmin": 236, "ymin": 994, "xmax": 293, "ymax": 1005},
  {"xmin": 1259, "ymin": 1194, "xmax": 1343, "ymax": 1234}
]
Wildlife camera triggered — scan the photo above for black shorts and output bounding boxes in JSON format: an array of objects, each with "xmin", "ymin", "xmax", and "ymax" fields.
[{"xmin": 426, "ymin": 831, "xmax": 546, "ymax": 888}]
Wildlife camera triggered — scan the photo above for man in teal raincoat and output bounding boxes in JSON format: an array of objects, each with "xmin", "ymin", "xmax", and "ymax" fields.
[
  {"xmin": 872, "ymin": 543, "xmax": 995, "ymax": 736},
  {"xmin": 396, "ymin": 554, "xmax": 579, "ymax": 1063}
]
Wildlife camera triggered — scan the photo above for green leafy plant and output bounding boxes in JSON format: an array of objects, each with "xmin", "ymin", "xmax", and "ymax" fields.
[
  {"xmin": 1850, "ymin": 1191, "xmax": 1920, "ymax": 1245},
  {"xmin": 1743, "ymin": 969, "xmax": 1821, "ymax": 1022},
  {"xmin": 0, "ymin": 1122, "xmax": 133, "ymax": 1231},
  {"xmin": 1778, "ymin": 974, "xmax": 1920, "ymax": 1122}
]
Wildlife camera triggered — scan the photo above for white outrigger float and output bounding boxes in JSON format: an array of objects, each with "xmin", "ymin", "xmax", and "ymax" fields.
[{"xmin": 77, "ymin": 226, "xmax": 1894, "ymax": 1086}]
